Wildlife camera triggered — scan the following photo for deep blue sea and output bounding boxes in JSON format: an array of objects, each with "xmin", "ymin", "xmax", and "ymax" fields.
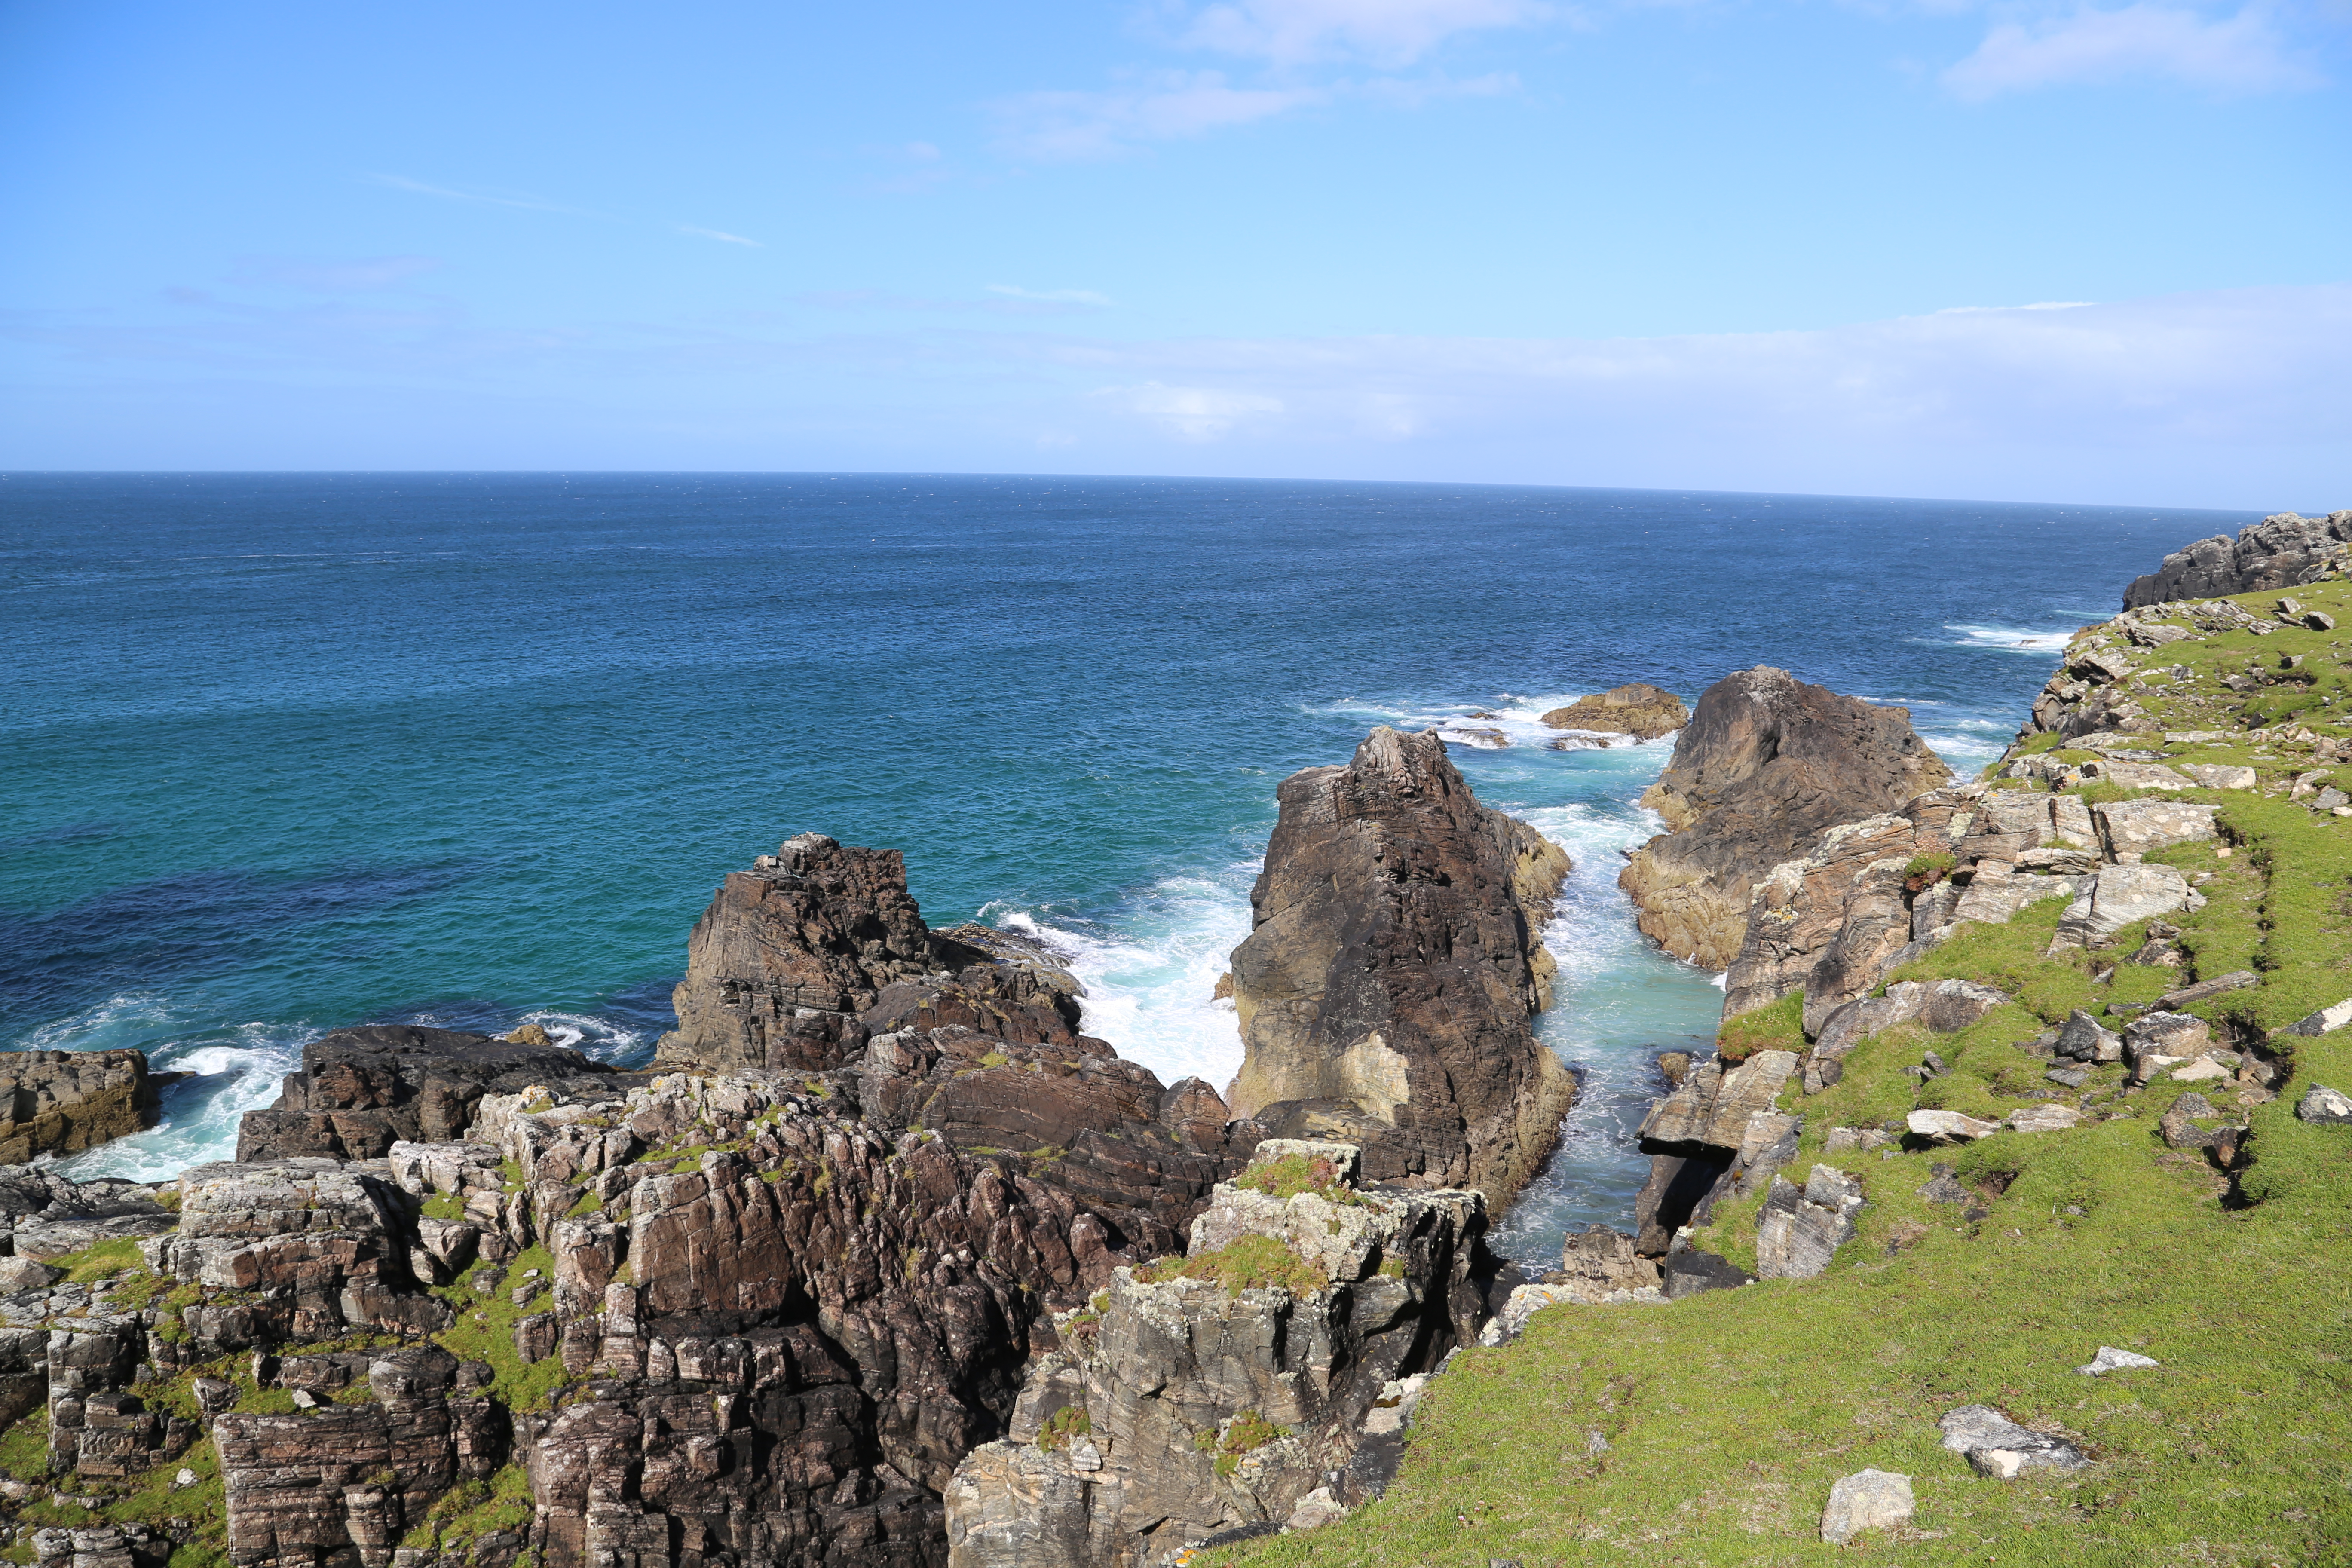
[{"xmin": 0, "ymin": 473, "xmax": 2242, "ymax": 1264}]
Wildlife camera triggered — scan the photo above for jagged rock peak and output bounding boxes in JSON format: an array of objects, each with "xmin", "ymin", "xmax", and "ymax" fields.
[
  {"xmin": 1618, "ymin": 667, "xmax": 1951, "ymax": 970},
  {"xmin": 2122, "ymin": 510, "xmax": 2352, "ymax": 608},
  {"xmin": 657, "ymin": 832, "xmax": 1083, "ymax": 1073},
  {"xmin": 1227, "ymin": 725, "xmax": 1575, "ymax": 1207}
]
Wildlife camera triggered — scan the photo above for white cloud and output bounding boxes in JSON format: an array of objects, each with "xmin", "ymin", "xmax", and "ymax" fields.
[
  {"xmin": 1099, "ymin": 381, "xmax": 1286, "ymax": 438},
  {"xmin": 992, "ymin": 71, "xmax": 1327, "ymax": 159},
  {"xmin": 367, "ymin": 174, "xmax": 598, "ymax": 216},
  {"xmin": 1179, "ymin": 0, "xmax": 1550, "ymax": 64},
  {"xmin": 986, "ymin": 284, "xmax": 1115, "ymax": 306},
  {"xmin": 1944, "ymin": 4, "xmax": 2324, "ymax": 98},
  {"xmin": 680, "ymin": 226, "xmax": 763, "ymax": 247}
]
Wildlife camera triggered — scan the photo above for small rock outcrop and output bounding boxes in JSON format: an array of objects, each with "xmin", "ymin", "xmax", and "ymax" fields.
[
  {"xmin": 1540, "ymin": 683, "xmax": 1689, "ymax": 739},
  {"xmin": 1820, "ymin": 1469, "xmax": 1914, "ymax": 1544},
  {"xmin": 0, "ymin": 1050, "xmax": 161, "ymax": 1164},
  {"xmin": 1227, "ymin": 727, "xmax": 1576, "ymax": 1206},
  {"xmin": 1630, "ymin": 1050, "xmax": 1802, "ymax": 1254},
  {"xmin": 941, "ymin": 1141, "xmax": 1491, "ymax": 1568},
  {"xmin": 1755, "ymin": 1165, "xmax": 1863, "ymax": 1279},
  {"xmin": 2122, "ymin": 510, "xmax": 2352, "ymax": 607},
  {"xmin": 1937, "ymin": 1406, "xmax": 2090, "ymax": 1478},
  {"xmin": 1620, "ymin": 668, "xmax": 1951, "ymax": 969}
]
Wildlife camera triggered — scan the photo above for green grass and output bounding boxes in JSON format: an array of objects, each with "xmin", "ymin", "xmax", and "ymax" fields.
[
  {"xmin": 400, "ymin": 1464, "xmax": 533, "ymax": 1553},
  {"xmin": 0, "ymin": 1411, "xmax": 49, "ymax": 1484},
  {"xmin": 1233, "ymin": 1152, "xmax": 1365, "ymax": 1206},
  {"xmin": 430, "ymin": 1245, "xmax": 567, "ymax": 1411},
  {"xmin": 1717, "ymin": 992, "xmax": 1805, "ymax": 1063},
  {"xmin": 48, "ymin": 1236, "xmax": 150, "ymax": 1285},
  {"xmin": 1136, "ymin": 1235, "xmax": 1329, "ymax": 1296}
]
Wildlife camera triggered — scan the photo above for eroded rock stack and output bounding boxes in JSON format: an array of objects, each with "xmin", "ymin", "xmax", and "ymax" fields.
[
  {"xmin": 1226, "ymin": 726, "xmax": 1577, "ymax": 1206},
  {"xmin": 2122, "ymin": 510, "xmax": 2352, "ymax": 608},
  {"xmin": 1619, "ymin": 668, "xmax": 1951, "ymax": 970},
  {"xmin": 1540, "ymin": 683, "xmax": 1689, "ymax": 740},
  {"xmin": 0, "ymin": 1050, "xmax": 161, "ymax": 1165}
]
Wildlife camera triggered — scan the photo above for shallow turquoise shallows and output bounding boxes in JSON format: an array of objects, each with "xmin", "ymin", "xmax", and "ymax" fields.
[{"xmin": 0, "ymin": 472, "xmax": 2240, "ymax": 1264}]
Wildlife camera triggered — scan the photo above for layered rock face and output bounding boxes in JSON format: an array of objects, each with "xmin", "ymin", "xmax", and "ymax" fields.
[
  {"xmin": 1619, "ymin": 668, "xmax": 1952, "ymax": 969},
  {"xmin": 2122, "ymin": 511, "xmax": 2352, "ymax": 608},
  {"xmin": 943, "ymin": 1141, "xmax": 1489, "ymax": 1568},
  {"xmin": 1227, "ymin": 727, "xmax": 1576, "ymax": 1205},
  {"xmin": 1540, "ymin": 683, "xmax": 1689, "ymax": 740},
  {"xmin": 0, "ymin": 839, "xmax": 1279, "ymax": 1568},
  {"xmin": 0, "ymin": 1050, "xmax": 161, "ymax": 1165},
  {"xmin": 658, "ymin": 834, "xmax": 1082, "ymax": 1074}
]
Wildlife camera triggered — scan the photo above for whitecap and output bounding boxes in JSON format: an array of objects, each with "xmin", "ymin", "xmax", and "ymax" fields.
[{"xmin": 1938, "ymin": 623, "xmax": 2078, "ymax": 654}]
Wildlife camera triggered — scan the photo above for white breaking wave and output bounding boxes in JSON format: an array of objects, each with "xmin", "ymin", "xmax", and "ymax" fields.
[
  {"xmin": 1308, "ymin": 695, "xmax": 1681, "ymax": 757},
  {"xmin": 1940, "ymin": 622, "xmax": 2079, "ymax": 654},
  {"xmin": 984, "ymin": 871, "xmax": 1256, "ymax": 1094},
  {"xmin": 46, "ymin": 1002, "xmax": 315, "ymax": 1182},
  {"xmin": 511, "ymin": 1008, "xmax": 649, "ymax": 1063}
]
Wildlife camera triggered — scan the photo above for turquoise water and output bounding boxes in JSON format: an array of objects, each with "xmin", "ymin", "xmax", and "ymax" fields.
[{"xmin": 0, "ymin": 473, "xmax": 2240, "ymax": 1262}]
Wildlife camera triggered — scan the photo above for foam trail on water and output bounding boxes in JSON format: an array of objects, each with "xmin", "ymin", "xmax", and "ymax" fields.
[
  {"xmin": 1937, "ymin": 623, "xmax": 2079, "ymax": 654},
  {"xmin": 985, "ymin": 871, "xmax": 1255, "ymax": 1093}
]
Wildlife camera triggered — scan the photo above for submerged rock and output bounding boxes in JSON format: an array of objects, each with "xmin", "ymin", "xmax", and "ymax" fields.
[
  {"xmin": 1539, "ymin": 682, "xmax": 1689, "ymax": 740},
  {"xmin": 1227, "ymin": 726, "xmax": 1575, "ymax": 1206},
  {"xmin": 1620, "ymin": 667, "xmax": 1951, "ymax": 970}
]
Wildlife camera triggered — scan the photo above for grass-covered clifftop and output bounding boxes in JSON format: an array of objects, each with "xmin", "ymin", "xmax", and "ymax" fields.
[{"xmin": 1225, "ymin": 581, "xmax": 2352, "ymax": 1568}]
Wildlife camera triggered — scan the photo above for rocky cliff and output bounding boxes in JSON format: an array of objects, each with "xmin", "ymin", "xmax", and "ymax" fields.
[
  {"xmin": 2122, "ymin": 510, "xmax": 2352, "ymax": 608},
  {"xmin": 1618, "ymin": 667, "xmax": 1952, "ymax": 969},
  {"xmin": 0, "ymin": 1050, "xmax": 161, "ymax": 1165},
  {"xmin": 942, "ymin": 1140, "xmax": 1491, "ymax": 1567},
  {"xmin": 1226, "ymin": 727, "xmax": 1576, "ymax": 1207}
]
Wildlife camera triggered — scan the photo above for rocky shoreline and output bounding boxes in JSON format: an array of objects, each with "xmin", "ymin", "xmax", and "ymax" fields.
[{"xmin": 8, "ymin": 508, "xmax": 2352, "ymax": 1566}]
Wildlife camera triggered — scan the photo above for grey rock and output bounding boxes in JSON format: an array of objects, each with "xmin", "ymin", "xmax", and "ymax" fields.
[
  {"xmin": 2046, "ymin": 1066, "xmax": 2091, "ymax": 1089},
  {"xmin": 2123, "ymin": 512, "xmax": 2352, "ymax": 607},
  {"xmin": 2076, "ymin": 1346, "xmax": 2159, "ymax": 1375},
  {"xmin": 1906, "ymin": 1109, "xmax": 2002, "ymax": 1143},
  {"xmin": 2295, "ymin": 1084, "xmax": 2352, "ymax": 1125},
  {"xmin": 1937, "ymin": 1404, "xmax": 2090, "ymax": 1477},
  {"xmin": 1755, "ymin": 1166, "xmax": 1863, "ymax": 1280},
  {"xmin": 2283, "ymin": 998, "xmax": 2352, "ymax": 1037},
  {"xmin": 1659, "ymin": 1245, "xmax": 1752, "ymax": 1298},
  {"xmin": 2093, "ymin": 799, "xmax": 2219, "ymax": 857},
  {"xmin": 1820, "ymin": 1468, "xmax": 1914, "ymax": 1544},
  {"xmin": 1916, "ymin": 1164, "xmax": 1968, "ymax": 1205},
  {"xmin": 2052, "ymin": 864, "xmax": 2200, "ymax": 950},
  {"xmin": 0, "ymin": 1257, "xmax": 62, "ymax": 1295}
]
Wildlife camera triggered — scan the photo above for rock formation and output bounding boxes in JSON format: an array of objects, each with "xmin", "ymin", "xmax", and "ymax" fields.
[
  {"xmin": 1226, "ymin": 726, "xmax": 1577, "ymax": 1206},
  {"xmin": 0, "ymin": 837, "xmax": 1287, "ymax": 1568},
  {"xmin": 2122, "ymin": 511, "xmax": 2352, "ymax": 608},
  {"xmin": 1540, "ymin": 683, "xmax": 1689, "ymax": 740},
  {"xmin": 942, "ymin": 1140, "xmax": 1491, "ymax": 1567},
  {"xmin": 1619, "ymin": 668, "xmax": 1952, "ymax": 969},
  {"xmin": 0, "ymin": 1050, "xmax": 161, "ymax": 1165}
]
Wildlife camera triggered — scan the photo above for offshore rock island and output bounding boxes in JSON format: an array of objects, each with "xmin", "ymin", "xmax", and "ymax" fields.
[{"xmin": 1, "ymin": 511, "xmax": 2350, "ymax": 1565}]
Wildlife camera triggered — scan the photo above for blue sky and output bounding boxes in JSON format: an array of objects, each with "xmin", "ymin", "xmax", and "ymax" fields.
[{"xmin": 2, "ymin": 0, "xmax": 2346, "ymax": 504}]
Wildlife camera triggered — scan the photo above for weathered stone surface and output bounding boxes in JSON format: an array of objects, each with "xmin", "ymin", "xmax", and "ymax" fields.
[
  {"xmin": 0, "ymin": 1052, "xmax": 159, "ymax": 1165},
  {"xmin": 1755, "ymin": 1166, "xmax": 1862, "ymax": 1280},
  {"xmin": 1228, "ymin": 726, "xmax": 1575, "ymax": 1206},
  {"xmin": 1539, "ymin": 683, "xmax": 1689, "ymax": 739},
  {"xmin": 1659, "ymin": 1245, "xmax": 1752, "ymax": 1298},
  {"xmin": 1906, "ymin": 1110, "xmax": 2003, "ymax": 1143},
  {"xmin": 235, "ymin": 1026, "xmax": 616, "ymax": 1163},
  {"xmin": 1638, "ymin": 1051, "xmax": 1798, "ymax": 1154},
  {"xmin": 1621, "ymin": 668, "xmax": 1951, "ymax": 970},
  {"xmin": 2123, "ymin": 512, "xmax": 2352, "ymax": 607},
  {"xmin": 2055, "ymin": 1009, "xmax": 2124, "ymax": 1064},
  {"xmin": 2177, "ymin": 763, "xmax": 2257, "ymax": 790},
  {"xmin": 2296, "ymin": 1084, "xmax": 2352, "ymax": 1124},
  {"xmin": 657, "ymin": 833, "xmax": 1084, "ymax": 1075},
  {"xmin": 1938, "ymin": 1405, "xmax": 2090, "ymax": 1478},
  {"xmin": 2093, "ymin": 800, "xmax": 2219, "ymax": 858},
  {"xmin": 943, "ymin": 1144, "xmax": 1488, "ymax": 1568},
  {"xmin": 2282, "ymin": 998, "xmax": 2352, "ymax": 1037},
  {"xmin": 1820, "ymin": 1469, "xmax": 1914, "ymax": 1544},
  {"xmin": 2052, "ymin": 864, "xmax": 2201, "ymax": 950},
  {"xmin": 1554, "ymin": 1225, "xmax": 1662, "ymax": 1303},
  {"xmin": 2077, "ymin": 1346, "xmax": 2159, "ymax": 1375}
]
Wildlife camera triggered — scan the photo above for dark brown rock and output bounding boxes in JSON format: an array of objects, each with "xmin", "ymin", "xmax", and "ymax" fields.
[
  {"xmin": 234, "ymin": 1026, "xmax": 613, "ymax": 1162},
  {"xmin": 1540, "ymin": 682, "xmax": 1690, "ymax": 739},
  {"xmin": 1227, "ymin": 726, "xmax": 1576, "ymax": 1206},
  {"xmin": 1620, "ymin": 668, "xmax": 1951, "ymax": 969}
]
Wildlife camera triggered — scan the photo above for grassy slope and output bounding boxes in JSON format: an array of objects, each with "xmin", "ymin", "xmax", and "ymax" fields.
[{"xmin": 1228, "ymin": 582, "xmax": 2352, "ymax": 1568}]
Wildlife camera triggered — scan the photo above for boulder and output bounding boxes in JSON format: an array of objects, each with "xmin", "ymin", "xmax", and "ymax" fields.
[
  {"xmin": 2092, "ymin": 799, "xmax": 2219, "ymax": 858},
  {"xmin": 1937, "ymin": 1405, "xmax": 2091, "ymax": 1478},
  {"xmin": 1907, "ymin": 1110, "xmax": 2003, "ymax": 1143},
  {"xmin": 1228, "ymin": 726, "xmax": 1575, "ymax": 1205},
  {"xmin": 2123, "ymin": 512, "xmax": 2352, "ymax": 606},
  {"xmin": 2077, "ymin": 1347, "xmax": 2159, "ymax": 1375},
  {"xmin": 1621, "ymin": 668, "xmax": 1950, "ymax": 969},
  {"xmin": 2054, "ymin": 1009, "xmax": 2124, "ymax": 1064},
  {"xmin": 1659, "ymin": 1245, "xmax": 1752, "ymax": 1298},
  {"xmin": 1539, "ymin": 683, "xmax": 1689, "ymax": 739},
  {"xmin": 1820, "ymin": 1469, "xmax": 1914, "ymax": 1545},
  {"xmin": 1755, "ymin": 1166, "xmax": 1863, "ymax": 1280},
  {"xmin": 2296, "ymin": 1084, "xmax": 2352, "ymax": 1124},
  {"xmin": 2282, "ymin": 998, "xmax": 2352, "ymax": 1037},
  {"xmin": 2052, "ymin": 864, "xmax": 2201, "ymax": 951},
  {"xmin": 0, "ymin": 1051, "xmax": 160, "ymax": 1165}
]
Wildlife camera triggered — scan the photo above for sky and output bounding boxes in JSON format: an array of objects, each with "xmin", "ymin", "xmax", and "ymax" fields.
[{"xmin": 1, "ymin": 0, "xmax": 2346, "ymax": 505}]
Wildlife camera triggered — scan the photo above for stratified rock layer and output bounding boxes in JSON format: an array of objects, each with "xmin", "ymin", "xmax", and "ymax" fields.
[
  {"xmin": 2122, "ymin": 511, "xmax": 2352, "ymax": 608},
  {"xmin": 1619, "ymin": 668, "xmax": 1951, "ymax": 969},
  {"xmin": 1227, "ymin": 727, "xmax": 1575, "ymax": 1206},
  {"xmin": 0, "ymin": 1050, "xmax": 160, "ymax": 1165}
]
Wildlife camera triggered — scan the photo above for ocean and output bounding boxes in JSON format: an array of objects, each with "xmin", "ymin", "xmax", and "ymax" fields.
[{"xmin": 0, "ymin": 472, "xmax": 2240, "ymax": 1265}]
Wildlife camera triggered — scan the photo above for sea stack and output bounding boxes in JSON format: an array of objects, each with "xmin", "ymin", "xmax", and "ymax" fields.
[
  {"xmin": 1541, "ymin": 682, "xmax": 1690, "ymax": 740},
  {"xmin": 1227, "ymin": 726, "xmax": 1576, "ymax": 1206},
  {"xmin": 1619, "ymin": 667, "xmax": 1951, "ymax": 969}
]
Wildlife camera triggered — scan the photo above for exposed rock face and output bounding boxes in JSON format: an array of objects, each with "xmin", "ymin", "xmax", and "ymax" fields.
[
  {"xmin": 236, "ymin": 1027, "xmax": 618, "ymax": 1163},
  {"xmin": 1540, "ymin": 683, "xmax": 1689, "ymax": 740},
  {"xmin": 2122, "ymin": 511, "xmax": 2352, "ymax": 608},
  {"xmin": 0, "ymin": 1050, "xmax": 160, "ymax": 1165},
  {"xmin": 941, "ymin": 1141, "xmax": 1490, "ymax": 1568},
  {"xmin": 1754, "ymin": 1165, "xmax": 1863, "ymax": 1280},
  {"xmin": 1630, "ymin": 1050, "xmax": 1802, "ymax": 1254},
  {"xmin": 1226, "ymin": 727, "xmax": 1576, "ymax": 1206},
  {"xmin": 1620, "ymin": 668, "xmax": 1951, "ymax": 969},
  {"xmin": 658, "ymin": 834, "xmax": 1082, "ymax": 1074}
]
